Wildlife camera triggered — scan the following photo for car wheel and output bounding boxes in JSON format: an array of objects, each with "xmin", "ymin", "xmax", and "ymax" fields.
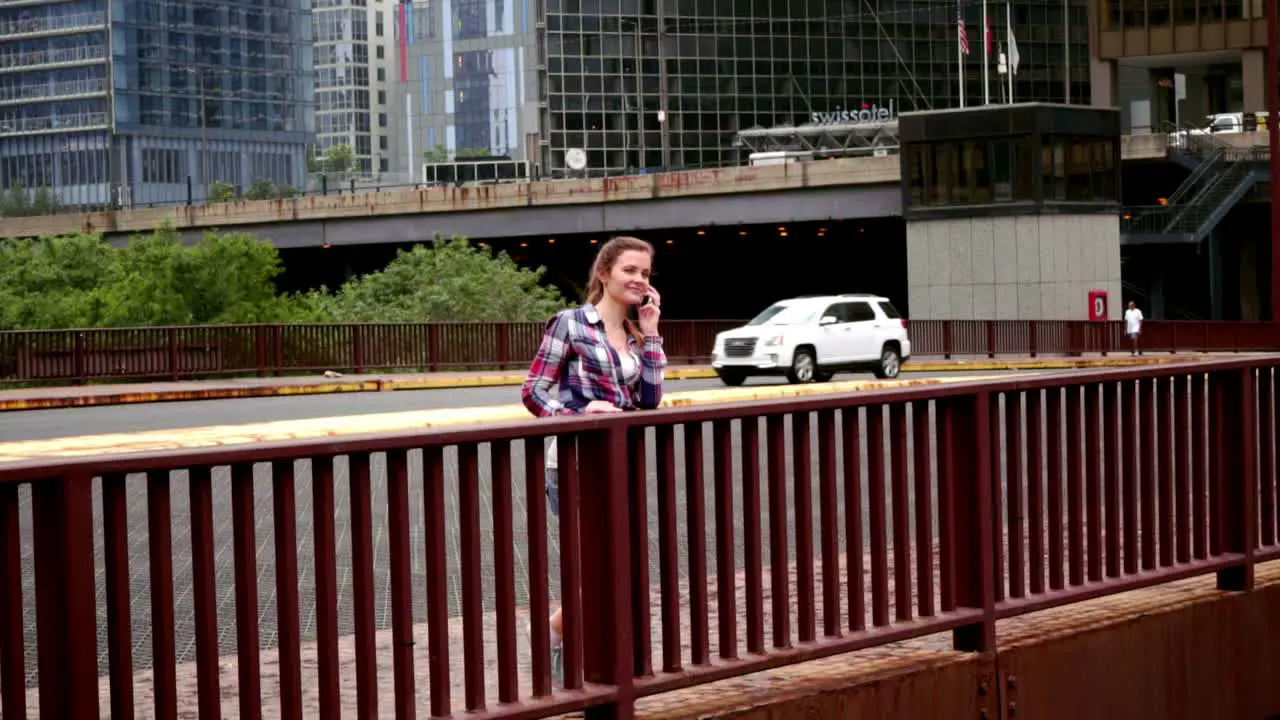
[
  {"xmin": 874, "ymin": 345, "xmax": 901, "ymax": 379},
  {"xmin": 787, "ymin": 348, "xmax": 817, "ymax": 384},
  {"xmin": 717, "ymin": 370, "xmax": 747, "ymax": 387}
]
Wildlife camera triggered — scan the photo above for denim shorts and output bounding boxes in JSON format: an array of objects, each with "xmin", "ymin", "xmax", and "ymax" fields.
[{"xmin": 545, "ymin": 467, "xmax": 560, "ymax": 517}]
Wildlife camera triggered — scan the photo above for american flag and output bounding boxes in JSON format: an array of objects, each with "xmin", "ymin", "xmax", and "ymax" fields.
[{"xmin": 957, "ymin": 3, "xmax": 970, "ymax": 55}]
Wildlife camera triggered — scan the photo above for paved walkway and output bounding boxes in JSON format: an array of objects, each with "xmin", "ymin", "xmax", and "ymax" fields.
[{"xmin": 0, "ymin": 353, "xmax": 1221, "ymax": 412}]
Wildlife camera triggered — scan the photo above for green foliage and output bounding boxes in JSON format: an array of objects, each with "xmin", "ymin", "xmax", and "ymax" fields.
[
  {"xmin": 243, "ymin": 178, "xmax": 299, "ymax": 201},
  {"xmin": 423, "ymin": 144, "xmax": 450, "ymax": 163},
  {"xmin": 0, "ymin": 184, "xmax": 60, "ymax": 217},
  {"xmin": 455, "ymin": 147, "xmax": 491, "ymax": 159},
  {"xmin": 327, "ymin": 236, "xmax": 567, "ymax": 322},
  {"xmin": 308, "ymin": 144, "xmax": 355, "ymax": 175},
  {"xmin": 0, "ymin": 228, "xmax": 568, "ymax": 330},
  {"xmin": 209, "ymin": 181, "xmax": 237, "ymax": 203}
]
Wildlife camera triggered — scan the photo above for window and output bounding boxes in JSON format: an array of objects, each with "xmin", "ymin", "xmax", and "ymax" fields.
[
  {"xmin": 877, "ymin": 301, "xmax": 902, "ymax": 319},
  {"xmin": 820, "ymin": 303, "xmax": 851, "ymax": 323},
  {"xmin": 991, "ymin": 139, "xmax": 1012, "ymax": 201},
  {"xmin": 1065, "ymin": 138, "xmax": 1092, "ymax": 201},
  {"xmin": 963, "ymin": 141, "xmax": 991, "ymax": 204},
  {"xmin": 847, "ymin": 303, "xmax": 876, "ymax": 322}
]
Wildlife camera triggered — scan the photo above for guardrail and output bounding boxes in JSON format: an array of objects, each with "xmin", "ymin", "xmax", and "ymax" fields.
[
  {"xmin": 1, "ymin": 356, "xmax": 1277, "ymax": 718},
  {"xmin": 1, "ymin": 319, "xmax": 1276, "ymax": 385}
]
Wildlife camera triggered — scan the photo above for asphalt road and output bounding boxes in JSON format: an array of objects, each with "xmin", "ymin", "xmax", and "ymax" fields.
[
  {"xmin": 0, "ymin": 370, "xmax": 1033, "ymax": 442},
  {"xmin": 3, "ymin": 369, "xmax": 1042, "ymax": 693}
]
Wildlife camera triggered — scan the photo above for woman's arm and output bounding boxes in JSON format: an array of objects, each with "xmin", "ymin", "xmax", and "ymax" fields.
[
  {"xmin": 636, "ymin": 335, "xmax": 667, "ymax": 409},
  {"xmin": 522, "ymin": 311, "xmax": 578, "ymax": 417}
]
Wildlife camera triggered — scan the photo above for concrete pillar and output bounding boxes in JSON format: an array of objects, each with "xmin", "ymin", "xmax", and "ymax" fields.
[
  {"xmin": 906, "ymin": 215, "xmax": 1122, "ymax": 320},
  {"xmin": 1090, "ymin": 57, "xmax": 1118, "ymax": 109},
  {"xmin": 1239, "ymin": 235, "xmax": 1260, "ymax": 320},
  {"xmin": 1242, "ymin": 48, "xmax": 1267, "ymax": 113},
  {"xmin": 900, "ymin": 104, "xmax": 1124, "ymax": 322}
]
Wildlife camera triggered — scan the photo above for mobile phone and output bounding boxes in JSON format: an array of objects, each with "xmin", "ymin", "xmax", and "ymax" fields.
[{"xmin": 640, "ymin": 294, "xmax": 652, "ymax": 307}]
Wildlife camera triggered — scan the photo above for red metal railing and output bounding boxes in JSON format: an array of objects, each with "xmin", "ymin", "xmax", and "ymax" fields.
[
  {"xmin": 2, "ymin": 319, "xmax": 1278, "ymax": 385},
  {"xmin": 1, "ymin": 357, "xmax": 1278, "ymax": 718}
]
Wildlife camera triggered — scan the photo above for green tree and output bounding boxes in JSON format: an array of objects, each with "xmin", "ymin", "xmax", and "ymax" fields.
[
  {"xmin": 308, "ymin": 144, "xmax": 355, "ymax": 175},
  {"xmin": 0, "ymin": 232, "xmax": 113, "ymax": 329},
  {"xmin": 209, "ymin": 181, "xmax": 237, "ymax": 203},
  {"xmin": 0, "ymin": 184, "xmax": 60, "ymax": 217},
  {"xmin": 244, "ymin": 178, "xmax": 278, "ymax": 200},
  {"xmin": 423, "ymin": 144, "xmax": 450, "ymax": 163},
  {"xmin": 0, "ymin": 229, "xmax": 568, "ymax": 330},
  {"xmin": 328, "ymin": 236, "xmax": 567, "ymax": 322}
]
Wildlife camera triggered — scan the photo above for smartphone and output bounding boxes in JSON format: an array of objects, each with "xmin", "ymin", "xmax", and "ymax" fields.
[{"xmin": 640, "ymin": 294, "xmax": 652, "ymax": 307}]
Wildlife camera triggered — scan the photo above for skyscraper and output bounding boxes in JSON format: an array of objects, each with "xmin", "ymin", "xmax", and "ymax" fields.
[
  {"xmin": 389, "ymin": 0, "xmax": 1090, "ymax": 180},
  {"xmin": 0, "ymin": 0, "xmax": 315, "ymax": 210},
  {"xmin": 313, "ymin": 0, "xmax": 400, "ymax": 177}
]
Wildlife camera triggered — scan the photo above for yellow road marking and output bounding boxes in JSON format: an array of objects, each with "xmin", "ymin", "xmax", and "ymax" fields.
[{"xmin": 0, "ymin": 374, "xmax": 1014, "ymax": 464}]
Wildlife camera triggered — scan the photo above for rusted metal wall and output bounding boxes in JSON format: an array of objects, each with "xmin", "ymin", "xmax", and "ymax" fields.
[{"xmin": 995, "ymin": 579, "xmax": 1280, "ymax": 720}]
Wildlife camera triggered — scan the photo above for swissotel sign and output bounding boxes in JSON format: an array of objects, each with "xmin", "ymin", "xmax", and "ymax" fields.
[{"xmin": 810, "ymin": 101, "xmax": 896, "ymax": 125}]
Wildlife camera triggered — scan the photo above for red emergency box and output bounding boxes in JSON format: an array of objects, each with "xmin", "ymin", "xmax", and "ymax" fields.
[{"xmin": 1087, "ymin": 289, "xmax": 1109, "ymax": 321}]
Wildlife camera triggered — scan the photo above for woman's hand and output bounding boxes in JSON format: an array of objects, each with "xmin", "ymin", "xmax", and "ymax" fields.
[
  {"xmin": 584, "ymin": 400, "xmax": 622, "ymax": 414},
  {"xmin": 638, "ymin": 286, "xmax": 661, "ymax": 337}
]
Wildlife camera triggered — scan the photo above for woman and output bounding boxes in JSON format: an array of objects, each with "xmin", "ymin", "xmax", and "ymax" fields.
[{"xmin": 520, "ymin": 235, "xmax": 667, "ymax": 682}]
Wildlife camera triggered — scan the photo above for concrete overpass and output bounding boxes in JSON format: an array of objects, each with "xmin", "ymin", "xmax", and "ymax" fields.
[{"xmin": 0, "ymin": 132, "xmax": 1222, "ymax": 247}]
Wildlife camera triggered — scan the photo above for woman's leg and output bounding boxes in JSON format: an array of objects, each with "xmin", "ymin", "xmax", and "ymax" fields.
[{"xmin": 545, "ymin": 466, "xmax": 565, "ymax": 681}]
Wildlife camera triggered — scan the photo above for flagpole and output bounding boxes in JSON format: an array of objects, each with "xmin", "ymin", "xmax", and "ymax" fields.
[
  {"xmin": 1006, "ymin": 2, "xmax": 1015, "ymax": 104},
  {"xmin": 982, "ymin": 0, "xmax": 991, "ymax": 104},
  {"xmin": 958, "ymin": 1, "xmax": 966, "ymax": 108}
]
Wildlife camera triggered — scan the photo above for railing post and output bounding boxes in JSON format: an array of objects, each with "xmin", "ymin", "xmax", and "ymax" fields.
[
  {"xmin": 167, "ymin": 327, "xmax": 180, "ymax": 380},
  {"xmin": 576, "ymin": 424, "xmax": 636, "ymax": 719},
  {"xmin": 73, "ymin": 331, "xmax": 86, "ymax": 384},
  {"xmin": 942, "ymin": 320, "xmax": 954, "ymax": 359},
  {"xmin": 273, "ymin": 324, "xmax": 285, "ymax": 377},
  {"xmin": 352, "ymin": 325, "xmax": 365, "ymax": 374},
  {"xmin": 254, "ymin": 325, "xmax": 268, "ymax": 377},
  {"xmin": 31, "ymin": 472, "xmax": 100, "ymax": 719},
  {"xmin": 986, "ymin": 321, "xmax": 996, "ymax": 359},
  {"xmin": 1028, "ymin": 320, "xmax": 1038, "ymax": 358},
  {"xmin": 1211, "ymin": 367, "xmax": 1257, "ymax": 592},
  {"xmin": 944, "ymin": 392, "xmax": 997, "ymax": 652},
  {"xmin": 427, "ymin": 324, "xmax": 441, "ymax": 372},
  {"xmin": 497, "ymin": 322, "xmax": 511, "ymax": 369}
]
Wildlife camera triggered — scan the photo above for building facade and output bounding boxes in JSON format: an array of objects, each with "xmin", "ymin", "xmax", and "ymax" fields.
[
  {"xmin": 0, "ymin": 0, "xmax": 314, "ymax": 210},
  {"xmin": 387, "ymin": 0, "xmax": 1092, "ymax": 179},
  {"xmin": 1089, "ymin": 0, "xmax": 1269, "ymax": 131},
  {"xmin": 313, "ymin": 0, "xmax": 399, "ymax": 177}
]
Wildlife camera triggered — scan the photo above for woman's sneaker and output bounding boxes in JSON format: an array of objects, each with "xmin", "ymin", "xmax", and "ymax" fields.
[
  {"xmin": 550, "ymin": 644, "xmax": 564, "ymax": 685},
  {"xmin": 526, "ymin": 619, "xmax": 565, "ymax": 687}
]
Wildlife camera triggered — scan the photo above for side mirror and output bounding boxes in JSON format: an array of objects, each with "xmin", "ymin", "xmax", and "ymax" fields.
[{"xmin": 819, "ymin": 315, "xmax": 838, "ymax": 326}]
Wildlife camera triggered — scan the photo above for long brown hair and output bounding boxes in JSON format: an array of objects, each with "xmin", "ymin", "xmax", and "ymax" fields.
[{"xmin": 586, "ymin": 235, "xmax": 654, "ymax": 345}]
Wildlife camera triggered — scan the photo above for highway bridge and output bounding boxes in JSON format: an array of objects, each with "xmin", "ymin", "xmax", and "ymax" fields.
[{"xmin": 0, "ymin": 132, "xmax": 1247, "ymax": 249}]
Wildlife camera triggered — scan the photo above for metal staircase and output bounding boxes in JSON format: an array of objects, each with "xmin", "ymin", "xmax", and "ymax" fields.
[{"xmin": 1122, "ymin": 125, "xmax": 1268, "ymax": 245}]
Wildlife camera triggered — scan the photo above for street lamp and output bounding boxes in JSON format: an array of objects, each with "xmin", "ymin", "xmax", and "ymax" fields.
[{"xmin": 184, "ymin": 65, "xmax": 210, "ymax": 200}]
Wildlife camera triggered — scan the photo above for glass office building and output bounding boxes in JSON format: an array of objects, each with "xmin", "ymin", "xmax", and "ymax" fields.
[
  {"xmin": 0, "ymin": 0, "xmax": 314, "ymax": 209},
  {"xmin": 387, "ymin": 0, "xmax": 539, "ymax": 183},
  {"xmin": 389, "ymin": 0, "xmax": 1091, "ymax": 179}
]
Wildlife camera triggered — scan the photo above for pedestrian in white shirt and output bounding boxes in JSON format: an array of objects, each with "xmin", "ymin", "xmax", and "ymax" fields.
[{"xmin": 1124, "ymin": 301, "xmax": 1144, "ymax": 356}]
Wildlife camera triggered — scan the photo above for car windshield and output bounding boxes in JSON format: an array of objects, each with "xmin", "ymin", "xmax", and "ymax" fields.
[{"xmin": 746, "ymin": 303, "xmax": 817, "ymax": 326}]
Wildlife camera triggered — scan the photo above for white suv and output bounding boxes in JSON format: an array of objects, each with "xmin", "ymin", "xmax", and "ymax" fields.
[{"xmin": 710, "ymin": 294, "xmax": 912, "ymax": 386}]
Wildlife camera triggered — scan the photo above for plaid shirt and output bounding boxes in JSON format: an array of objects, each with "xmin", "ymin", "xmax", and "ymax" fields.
[{"xmin": 521, "ymin": 303, "xmax": 667, "ymax": 417}]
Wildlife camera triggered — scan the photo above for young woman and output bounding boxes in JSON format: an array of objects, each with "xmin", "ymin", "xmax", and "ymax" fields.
[{"xmin": 520, "ymin": 235, "xmax": 667, "ymax": 682}]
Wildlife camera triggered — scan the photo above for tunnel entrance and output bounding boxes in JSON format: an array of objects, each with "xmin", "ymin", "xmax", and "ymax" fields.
[{"xmin": 278, "ymin": 216, "xmax": 909, "ymax": 321}]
